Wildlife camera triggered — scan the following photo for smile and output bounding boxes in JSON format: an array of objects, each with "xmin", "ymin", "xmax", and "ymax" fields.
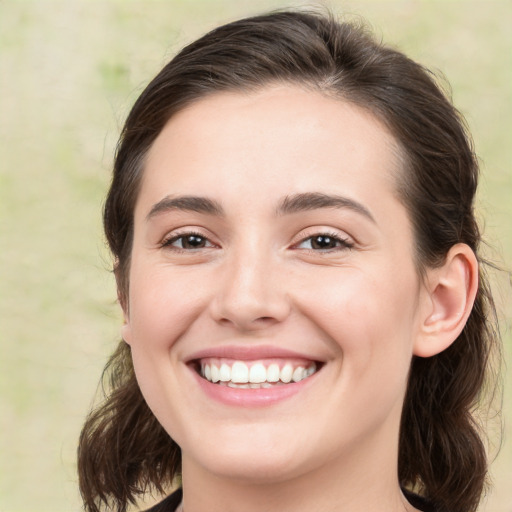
[{"xmin": 198, "ymin": 359, "xmax": 318, "ymax": 388}]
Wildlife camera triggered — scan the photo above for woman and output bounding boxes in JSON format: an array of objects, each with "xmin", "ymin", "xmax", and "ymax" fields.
[{"xmin": 78, "ymin": 10, "xmax": 501, "ymax": 512}]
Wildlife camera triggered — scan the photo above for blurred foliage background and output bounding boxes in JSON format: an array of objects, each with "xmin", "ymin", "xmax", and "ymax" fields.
[{"xmin": 0, "ymin": 1, "xmax": 510, "ymax": 511}]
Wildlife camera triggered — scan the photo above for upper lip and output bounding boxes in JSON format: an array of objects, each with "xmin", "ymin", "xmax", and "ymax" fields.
[{"xmin": 185, "ymin": 344, "xmax": 322, "ymax": 363}]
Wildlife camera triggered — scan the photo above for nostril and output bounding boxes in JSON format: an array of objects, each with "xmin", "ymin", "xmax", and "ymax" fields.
[
  {"xmin": 209, "ymin": 277, "xmax": 291, "ymax": 329},
  {"xmin": 216, "ymin": 314, "xmax": 281, "ymax": 331}
]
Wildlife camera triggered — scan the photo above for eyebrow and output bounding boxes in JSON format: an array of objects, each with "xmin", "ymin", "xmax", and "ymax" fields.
[
  {"xmin": 146, "ymin": 192, "xmax": 375, "ymax": 223},
  {"xmin": 276, "ymin": 192, "xmax": 376, "ymax": 223},
  {"xmin": 146, "ymin": 195, "xmax": 224, "ymax": 221}
]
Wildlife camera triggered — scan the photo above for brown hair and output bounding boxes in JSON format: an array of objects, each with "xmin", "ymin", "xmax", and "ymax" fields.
[{"xmin": 78, "ymin": 10, "xmax": 501, "ymax": 512}]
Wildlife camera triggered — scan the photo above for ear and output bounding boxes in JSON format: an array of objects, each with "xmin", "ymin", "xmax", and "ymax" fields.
[
  {"xmin": 121, "ymin": 310, "xmax": 132, "ymax": 346},
  {"xmin": 414, "ymin": 243, "xmax": 478, "ymax": 358},
  {"xmin": 114, "ymin": 261, "xmax": 133, "ymax": 346}
]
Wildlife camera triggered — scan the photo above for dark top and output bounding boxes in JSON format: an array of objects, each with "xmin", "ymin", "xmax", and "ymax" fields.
[
  {"xmin": 145, "ymin": 488, "xmax": 182, "ymax": 512},
  {"xmin": 145, "ymin": 488, "xmax": 442, "ymax": 512}
]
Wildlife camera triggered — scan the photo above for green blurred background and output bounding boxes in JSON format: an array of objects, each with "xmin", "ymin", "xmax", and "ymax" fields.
[{"xmin": 0, "ymin": 1, "xmax": 510, "ymax": 511}]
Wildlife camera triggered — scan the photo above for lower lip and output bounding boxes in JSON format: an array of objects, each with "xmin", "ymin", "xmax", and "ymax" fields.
[{"xmin": 190, "ymin": 368, "xmax": 317, "ymax": 407}]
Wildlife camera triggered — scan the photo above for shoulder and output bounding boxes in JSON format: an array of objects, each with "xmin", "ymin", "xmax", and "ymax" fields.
[{"xmin": 144, "ymin": 488, "xmax": 182, "ymax": 512}]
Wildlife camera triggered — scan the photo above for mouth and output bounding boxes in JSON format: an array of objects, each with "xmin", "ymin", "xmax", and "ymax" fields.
[{"xmin": 191, "ymin": 358, "xmax": 320, "ymax": 389}]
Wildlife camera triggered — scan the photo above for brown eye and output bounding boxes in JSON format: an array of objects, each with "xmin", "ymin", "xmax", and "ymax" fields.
[
  {"xmin": 310, "ymin": 235, "xmax": 339, "ymax": 249},
  {"xmin": 181, "ymin": 234, "xmax": 207, "ymax": 248},
  {"xmin": 164, "ymin": 233, "xmax": 214, "ymax": 250},
  {"xmin": 296, "ymin": 233, "xmax": 354, "ymax": 251}
]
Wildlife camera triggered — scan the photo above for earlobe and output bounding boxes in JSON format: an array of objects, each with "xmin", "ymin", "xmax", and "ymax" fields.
[
  {"xmin": 114, "ymin": 262, "xmax": 132, "ymax": 345},
  {"xmin": 121, "ymin": 318, "xmax": 132, "ymax": 346},
  {"xmin": 118, "ymin": 291, "xmax": 132, "ymax": 346},
  {"xmin": 414, "ymin": 243, "xmax": 478, "ymax": 358}
]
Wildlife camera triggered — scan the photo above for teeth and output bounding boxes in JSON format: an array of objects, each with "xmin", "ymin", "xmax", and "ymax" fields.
[
  {"xmin": 228, "ymin": 382, "xmax": 250, "ymax": 389},
  {"xmin": 231, "ymin": 361, "xmax": 249, "ymax": 383},
  {"xmin": 219, "ymin": 363, "xmax": 231, "ymax": 382},
  {"xmin": 199, "ymin": 360, "xmax": 318, "ymax": 386},
  {"xmin": 249, "ymin": 363, "xmax": 266, "ymax": 383},
  {"xmin": 267, "ymin": 363, "xmax": 280, "ymax": 382},
  {"xmin": 292, "ymin": 366, "xmax": 305, "ymax": 383},
  {"xmin": 280, "ymin": 364, "xmax": 293, "ymax": 383}
]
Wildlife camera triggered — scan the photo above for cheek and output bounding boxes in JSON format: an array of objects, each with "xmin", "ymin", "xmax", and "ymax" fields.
[
  {"xmin": 299, "ymin": 266, "xmax": 419, "ymax": 374},
  {"xmin": 126, "ymin": 263, "xmax": 210, "ymax": 352},
  {"xmin": 124, "ymin": 264, "xmax": 212, "ymax": 437}
]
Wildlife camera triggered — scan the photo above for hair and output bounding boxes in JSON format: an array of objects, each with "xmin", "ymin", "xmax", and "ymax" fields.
[{"xmin": 78, "ymin": 10, "xmax": 501, "ymax": 512}]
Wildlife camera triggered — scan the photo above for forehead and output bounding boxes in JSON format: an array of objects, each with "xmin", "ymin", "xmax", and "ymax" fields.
[{"xmin": 138, "ymin": 85, "xmax": 404, "ymax": 216}]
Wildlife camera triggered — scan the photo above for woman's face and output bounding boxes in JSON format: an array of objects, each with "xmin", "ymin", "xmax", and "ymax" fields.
[{"xmin": 122, "ymin": 85, "xmax": 431, "ymax": 483}]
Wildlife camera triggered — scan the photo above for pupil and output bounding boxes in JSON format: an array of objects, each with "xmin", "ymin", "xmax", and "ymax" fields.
[
  {"xmin": 312, "ymin": 235, "xmax": 334, "ymax": 249},
  {"xmin": 184, "ymin": 235, "xmax": 205, "ymax": 248}
]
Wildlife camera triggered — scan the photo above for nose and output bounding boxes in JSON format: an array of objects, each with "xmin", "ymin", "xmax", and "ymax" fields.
[{"xmin": 209, "ymin": 247, "xmax": 291, "ymax": 332}]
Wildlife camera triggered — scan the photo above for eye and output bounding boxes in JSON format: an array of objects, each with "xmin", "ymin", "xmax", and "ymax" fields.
[
  {"xmin": 295, "ymin": 233, "xmax": 354, "ymax": 251},
  {"xmin": 162, "ymin": 232, "xmax": 215, "ymax": 250}
]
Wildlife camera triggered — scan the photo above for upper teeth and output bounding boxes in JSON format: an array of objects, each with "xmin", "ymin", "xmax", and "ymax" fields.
[{"xmin": 200, "ymin": 360, "xmax": 317, "ymax": 385}]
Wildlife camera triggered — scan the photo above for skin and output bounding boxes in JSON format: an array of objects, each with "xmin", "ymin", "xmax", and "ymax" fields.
[{"xmin": 121, "ymin": 85, "xmax": 477, "ymax": 512}]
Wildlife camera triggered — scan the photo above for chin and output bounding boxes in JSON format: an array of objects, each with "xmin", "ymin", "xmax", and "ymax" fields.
[
  {"xmin": 196, "ymin": 451, "xmax": 304, "ymax": 484},
  {"xmin": 182, "ymin": 422, "xmax": 312, "ymax": 483}
]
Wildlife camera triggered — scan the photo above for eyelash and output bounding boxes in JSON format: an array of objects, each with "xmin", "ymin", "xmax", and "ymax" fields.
[
  {"xmin": 161, "ymin": 230, "xmax": 215, "ymax": 252},
  {"xmin": 161, "ymin": 230, "xmax": 354, "ymax": 253},
  {"xmin": 293, "ymin": 231, "xmax": 354, "ymax": 252}
]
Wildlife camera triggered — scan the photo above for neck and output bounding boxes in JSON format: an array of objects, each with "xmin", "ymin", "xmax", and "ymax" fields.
[{"xmin": 180, "ymin": 419, "xmax": 418, "ymax": 512}]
